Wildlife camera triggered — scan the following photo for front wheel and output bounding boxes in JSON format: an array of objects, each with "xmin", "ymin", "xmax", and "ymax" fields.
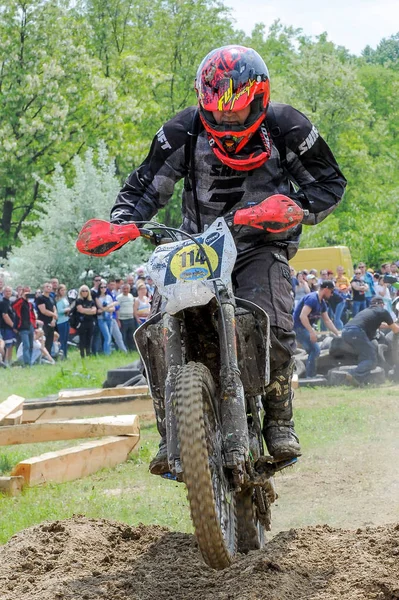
[{"xmin": 175, "ymin": 362, "xmax": 236, "ymax": 569}]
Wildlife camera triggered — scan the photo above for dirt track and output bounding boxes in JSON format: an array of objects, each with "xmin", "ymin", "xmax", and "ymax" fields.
[{"xmin": 0, "ymin": 516, "xmax": 398, "ymax": 600}]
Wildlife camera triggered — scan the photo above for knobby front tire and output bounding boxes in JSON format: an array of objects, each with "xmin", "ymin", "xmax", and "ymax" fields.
[{"xmin": 175, "ymin": 362, "xmax": 236, "ymax": 569}]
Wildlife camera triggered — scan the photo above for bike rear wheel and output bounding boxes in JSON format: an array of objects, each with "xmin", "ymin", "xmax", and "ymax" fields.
[{"xmin": 175, "ymin": 361, "xmax": 236, "ymax": 569}]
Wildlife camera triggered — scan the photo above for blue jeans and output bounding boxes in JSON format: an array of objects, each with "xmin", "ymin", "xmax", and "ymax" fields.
[
  {"xmin": 120, "ymin": 318, "xmax": 137, "ymax": 352},
  {"xmin": 91, "ymin": 320, "xmax": 102, "ymax": 355},
  {"xmin": 57, "ymin": 321, "xmax": 69, "ymax": 358},
  {"xmin": 342, "ymin": 326, "xmax": 377, "ymax": 381},
  {"xmin": 295, "ymin": 327, "xmax": 320, "ymax": 378},
  {"xmin": 19, "ymin": 326, "xmax": 34, "ymax": 365},
  {"xmin": 97, "ymin": 317, "xmax": 112, "ymax": 355},
  {"xmin": 334, "ymin": 301, "xmax": 345, "ymax": 330},
  {"xmin": 352, "ymin": 300, "xmax": 366, "ymax": 317}
]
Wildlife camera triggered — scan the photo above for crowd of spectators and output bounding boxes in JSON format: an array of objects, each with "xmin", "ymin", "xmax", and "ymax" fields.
[
  {"xmin": 1, "ymin": 259, "xmax": 399, "ymax": 371},
  {"xmin": 291, "ymin": 261, "xmax": 399, "ymax": 379},
  {"xmin": 291, "ymin": 261, "xmax": 399, "ymax": 328},
  {"xmin": 0, "ymin": 268, "xmax": 154, "ymax": 368}
]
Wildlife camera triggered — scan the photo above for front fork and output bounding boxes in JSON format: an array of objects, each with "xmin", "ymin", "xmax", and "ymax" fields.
[
  {"xmin": 163, "ymin": 292, "xmax": 249, "ymax": 480},
  {"xmin": 218, "ymin": 295, "xmax": 249, "ymax": 481},
  {"xmin": 163, "ymin": 313, "xmax": 183, "ymax": 476}
]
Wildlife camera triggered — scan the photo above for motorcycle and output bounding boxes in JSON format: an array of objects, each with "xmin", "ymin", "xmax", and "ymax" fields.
[{"xmin": 76, "ymin": 194, "xmax": 305, "ymax": 569}]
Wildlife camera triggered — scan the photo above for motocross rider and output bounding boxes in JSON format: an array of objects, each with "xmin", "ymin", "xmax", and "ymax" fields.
[{"xmin": 110, "ymin": 45, "xmax": 347, "ymax": 473}]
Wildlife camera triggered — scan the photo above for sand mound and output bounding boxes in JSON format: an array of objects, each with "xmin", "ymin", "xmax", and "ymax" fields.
[{"xmin": 0, "ymin": 516, "xmax": 398, "ymax": 599}]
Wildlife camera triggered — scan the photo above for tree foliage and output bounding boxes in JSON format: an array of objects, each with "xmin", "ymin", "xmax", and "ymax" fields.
[
  {"xmin": 1, "ymin": 1, "xmax": 399, "ymax": 277},
  {"xmin": 5, "ymin": 144, "xmax": 149, "ymax": 287}
]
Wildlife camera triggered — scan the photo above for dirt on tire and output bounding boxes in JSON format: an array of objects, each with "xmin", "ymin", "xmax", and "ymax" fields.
[{"xmin": 0, "ymin": 516, "xmax": 398, "ymax": 600}]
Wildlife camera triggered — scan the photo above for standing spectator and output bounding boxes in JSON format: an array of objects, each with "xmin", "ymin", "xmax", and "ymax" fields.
[
  {"xmin": 0, "ymin": 275, "xmax": 5, "ymax": 301},
  {"xmin": 293, "ymin": 281, "xmax": 340, "ymax": 378},
  {"xmin": 90, "ymin": 274, "xmax": 102, "ymax": 355},
  {"xmin": 307, "ymin": 274, "xmax": 319, "ymax": 292},
  {"xmin": 357, "ymin": 262, "xmax": 376, "ymax": 306},
  {"xmin": 76, "ymin": 286, "xmax": 96, "ymax": 358},
  {"xmin": 117, "ymin": 283, "xmax": 136, "ymax": 352},
  {"xmin": 134, "ymin": 282, "xmax": 151, "ymax": 325},
  {"xmin": 317, "ymin": 269, "xmax": 329, "ymax": 286},
  {"xmin": 380, "ymin": 263, "xmax": 391, "ymax": 275},
  {"xmin": 115, "ymin": 278, "xmax": 123, "ymax": 294},
  {"xmin": 335, "ymin": 265, "xmax": 350, "ymax": 289},
  {"xmin": 294, "ymin": 271, "xmax": 310, "ymax": 309},
  {"xmin": 374, "ymin": 275, "xmax": 394, "ymax": 317},
  {"xmin": 390, "ymin": 263, "xmax": 398, "ymax": 277},
  {"xmin": 334, "ymin": 284, "xmax": 351, "ymax": 330},
  {"xmin": 290, "ymin": 267, "xmax": 298, "ymax": 297},
  {"xmin": 56, "ymin": 284, "xmax": 71, "ymax": 359},
  {"xmin": 13, "ymin": 286, "xmax": 36, "ymax": 366},
  {"xmin": 145, "ymin": 275, "xmax": 155, "ymax": 301},
  {"xmin": 126, "ymin": 273, "xmax": 136, "ymax": 295},
  {"xmin": 0, "ymin": 286, "xmax": 17, "ymax": 365},
  {"xmin": 36, "ymin": 282, "xmax": 58, "ymax": 355},
  {"xmin": 350, "ymin": 269, "xmax": 369, "ymax": 316},
  {"xmin": 107, "ymin": 280, "xmax": 127, "ymax": 353},
  {"xmin": 0, "ymin": 333, "xmax": 6, "ymax": 367},
  {"xmin": 95, "ymin": 283, "xmax": 117, "ymax": 355},
  {"xmin": 50, "ymin": 277, "xmax": 59, "ymax": 301}
]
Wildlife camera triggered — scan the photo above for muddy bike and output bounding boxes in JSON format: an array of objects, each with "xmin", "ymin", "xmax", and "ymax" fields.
[{"xmin": 77, "ymin": 194, "xmax": 305, "ymax": 569}]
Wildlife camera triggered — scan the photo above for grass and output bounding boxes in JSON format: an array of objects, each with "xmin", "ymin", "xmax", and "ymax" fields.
[
  {"xmin": 0, "ymin": 347, "xmax": 137, "ymax": 403},
  {"xmin": 0, "ymin": 357, "xmax": 398, "ymax": 545},
  {"xmin": 0, "ymin": 423, "xmax": 192, "ymax": 545}
]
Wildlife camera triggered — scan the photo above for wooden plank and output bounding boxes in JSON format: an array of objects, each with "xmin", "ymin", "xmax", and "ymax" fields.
[
  {"xmin": 0, "ymin": 476, "xmax": 25, "ymax": 496},
  {"xmin": 11, "ymin": 435, "xmax": 140, "ymax": 486},
  {"xmin": 292, "ymin": 373, "xmax": 299, "ymax": 389},
  {"xmin": 22, "ymin": 395, "xmax": 154, "ymax": 423},
  {"xmin": 58, "ymin": 386, "xmax": 149, "ymax": 400},
  {"xmin": 2, "ymin": 409, "xmax": 23, "ymax": 426},
  {"xmin": 0, "ymin": 395, "xmax": 25, "ymax": 425},
  {"xmin": 0, "ymin": 414, "xmax": 140, "ymax": 446}
]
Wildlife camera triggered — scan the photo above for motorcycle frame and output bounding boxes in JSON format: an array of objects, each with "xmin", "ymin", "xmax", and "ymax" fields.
[{"xmin": 135, "ymin": 281, "xmax": 271, "ymax": 481}]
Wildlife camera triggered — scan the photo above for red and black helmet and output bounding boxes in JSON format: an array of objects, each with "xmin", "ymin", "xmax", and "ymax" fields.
[{"xmin": 195, "ymin": 45, "xmax": 271, "ymax": 170}]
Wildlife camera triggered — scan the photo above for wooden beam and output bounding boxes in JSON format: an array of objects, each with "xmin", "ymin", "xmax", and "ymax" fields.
[
  {"xmin": 10, "ymin": 435, "xmax": 140, "ymax": 486},
  {"xmin": 2, "ymin": 409, "xmax": 23, "ymax": 426},
  {"xmin": 0, "ymin": 476, "xmax": 24, "ymax": 496},
  {"xmin": 22, "ymin": 394, "xmax": 154, "ymax": 423},
  {"xmin": 0, "ymin": 395, "xmax": 25, "ymax": 425},
  {"xmin": 0, "ymin": 415, "xmax": 140, "ymax": 446},
  {"xmin": 58, "ymin": 386, "xmax": 149, "ymax": 400}
]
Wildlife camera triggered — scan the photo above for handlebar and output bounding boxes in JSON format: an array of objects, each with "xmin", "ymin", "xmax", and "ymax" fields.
[{"xmin": 76, "ymin": 194, "xmax": 305, "ymax": 257}]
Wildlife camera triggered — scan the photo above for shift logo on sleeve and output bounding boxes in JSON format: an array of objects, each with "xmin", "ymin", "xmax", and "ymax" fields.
[
  {"xmin": 298, "ymin": 125, "xmax": 319, "ymax": 155},
  {"xmin": 156, "ymin": 126, "xmax": 172, "ymax": 150}
]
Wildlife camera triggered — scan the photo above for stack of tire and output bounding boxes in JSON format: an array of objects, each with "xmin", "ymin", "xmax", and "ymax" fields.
[
  {"xmin": 102, "ymin": 359, "xmax": 147, "ymax": 388},
  {"xmin": 294, "ymin": 333, "xmax": 391, "ymax": 386}
]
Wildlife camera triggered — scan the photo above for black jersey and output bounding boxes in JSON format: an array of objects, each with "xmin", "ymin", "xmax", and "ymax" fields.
[
  {"xmin": 345, "ymin": 306, "xmax": 393, "ymax": 340},
  {"xmin": 111, "ymin": 103, "xmax": 346, "ymax": 258}
]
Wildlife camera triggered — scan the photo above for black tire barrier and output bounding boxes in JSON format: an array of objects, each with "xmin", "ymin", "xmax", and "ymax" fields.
[
  {"xmin": 103, "ymin": 368, "xmax": 141, "ymax": 388},
  {"xmin": 116, "ymin": 374, "xmax": 147, "ymax": 387},
  {"xmin": 294, "ymin": 357, "xmax": 306, "ymax": 378},
  {"xmin": 327, "ymin": 365, "xmax": 385, "ymax": 386},
  {"xmin": 329, "ymin": 336, "xmax": 358, "ymax": 358}
]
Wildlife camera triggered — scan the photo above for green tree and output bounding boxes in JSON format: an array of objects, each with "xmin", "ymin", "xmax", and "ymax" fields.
[
  {"xmin": 5, "ymin": 143, "xmax": 150, "ymax": 287},
  {"xmin": 0, "ymin": 0, "xmax": 137, "ymax": 257}
]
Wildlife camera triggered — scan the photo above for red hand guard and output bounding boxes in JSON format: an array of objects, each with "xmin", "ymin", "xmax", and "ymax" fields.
[
  {"xmin": 233, "ymin": 194, "xmax": 304, "ymax": 232},
  {"xmin": 76, "ymin": 219, "xmax": 140, "ymax": 256}
]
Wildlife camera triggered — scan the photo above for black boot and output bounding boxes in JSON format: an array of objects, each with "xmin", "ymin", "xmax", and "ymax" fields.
[
  {"xmin": 149, "ymin": 394, "xmax": 169, "ymax": 475},
  {"xmin": 149, "ymin": 437, "xmax": 168, "ymax": 475},
  {"xmin": 262, "ymin": 359, "xmax": 301, "ymax": 461}
]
